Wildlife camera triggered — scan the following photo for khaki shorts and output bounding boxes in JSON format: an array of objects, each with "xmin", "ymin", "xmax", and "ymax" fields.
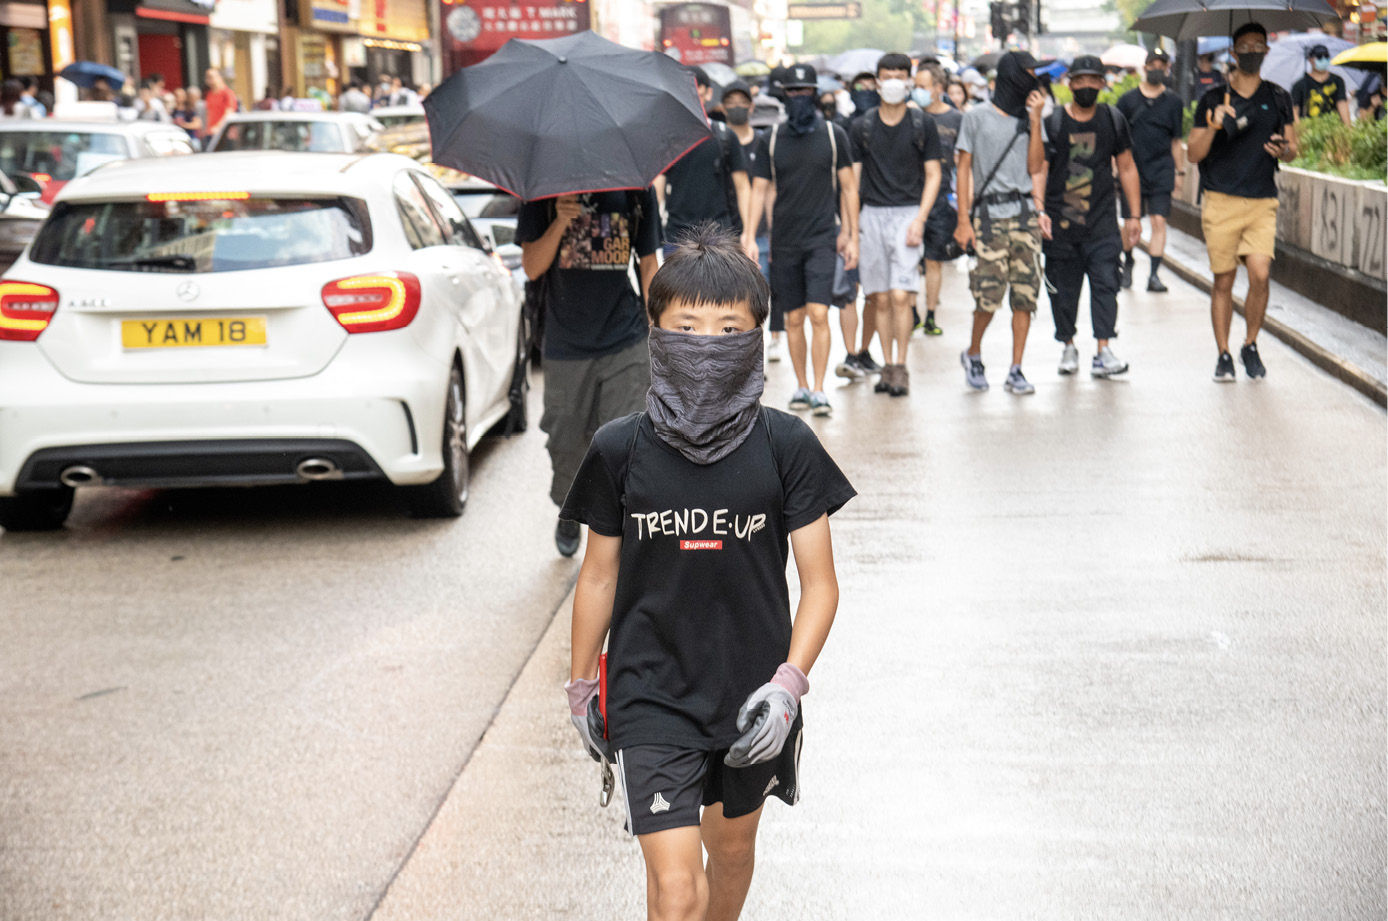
[
  {"xmin": 969, "ymin": 213, "xmax": 1041, "ymax": 314},
  {"xmin": 1201, "ymin": 190, "xmax": 1278, "ymax": 274}
]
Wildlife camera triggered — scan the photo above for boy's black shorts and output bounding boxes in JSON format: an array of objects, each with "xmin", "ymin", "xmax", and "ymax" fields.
[
  {"xmin": 770, "ymin": 246, "xmax": 836, "ymax": 311},
  {"xmin": 616, "ymin": 713, "xmax": 803, "ymax": 837},
  {"xmin": 1120, "ymin": 190, "xmax": 1172, "ymax": 219}
]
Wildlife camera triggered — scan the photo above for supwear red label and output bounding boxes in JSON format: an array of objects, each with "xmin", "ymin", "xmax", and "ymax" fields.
[{"xmin": 680, "ymin": 540, "xmax": 723, "ymax": 550}]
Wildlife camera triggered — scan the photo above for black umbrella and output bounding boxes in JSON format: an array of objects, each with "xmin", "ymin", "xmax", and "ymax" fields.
[
  {"xmin": 58, "ymin": 61, "xmax": 126, "ymax": 89},
  {"xmin": 971, "ymin": 51, "xmax": 1003, "ymax": 71},
  {"xmin": 1132, "ymin": 0, "xmax": 1338, "ymax": 40},
  {"xmin": 424, "ymin": 32, "xmax": 710, "ymax": 201}
]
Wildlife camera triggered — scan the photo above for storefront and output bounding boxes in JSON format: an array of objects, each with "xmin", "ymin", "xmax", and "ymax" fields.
[
  {"xmin": 107, "ymin": 0, "xmax": 212, "ymax": 90},
  {"xmin": 292, "ymin": 0, "xmax": 354, "ymax": 97},
  {"xmin": 0, "ymin": 1, "xmax": 51, "ymax": 87},
  {"xmin": 440, "ymin": 0, "xmax": 589, "ymax": 73},
  {"xmin": 355, "ymin": 0, "xmax": 429, "ymax": 85},
  {"xmin": 208, "ymin": 0, "xmax": 278, "ymax": 103}
]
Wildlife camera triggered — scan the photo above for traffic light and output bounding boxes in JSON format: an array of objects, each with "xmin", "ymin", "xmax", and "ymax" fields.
[
  {"xmin": 989, "ymin": 1, "xmax": 1006, "ymax": 37},
  {"xmin": 1010, "ymin": 0, "xmax": 1030, "ymax": 35}
]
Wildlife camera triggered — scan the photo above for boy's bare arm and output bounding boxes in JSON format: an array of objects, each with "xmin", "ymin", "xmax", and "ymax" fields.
[
  {"xmin": 571, "ymin": 531, "xmax": 621, "ymax": 681},
  {"xmin": 786, "ymin": 514, "xmax": 840, "ymax": 676}
]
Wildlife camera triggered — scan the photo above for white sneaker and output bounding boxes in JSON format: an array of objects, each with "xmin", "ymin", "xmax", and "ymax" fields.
[
  {"xmin": 1092, "ymin": 345, "xmax": 1129, "ymax": 378},
  {"xmin": 1058, "ymin": 343, "xmax": 1079, "ymax": 375},
  {"xmin": 767, "ymin": 336, "xmax": 783, "ymax": 363}
]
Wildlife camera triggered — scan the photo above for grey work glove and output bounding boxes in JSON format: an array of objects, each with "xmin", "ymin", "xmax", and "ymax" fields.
[
  {"xmin": 725, "ymin": 663, "xmax": 809, "ymax": 768},
  {"xmin": 564, "ymin": 677, "xmax": 606, "ymax": 762}
]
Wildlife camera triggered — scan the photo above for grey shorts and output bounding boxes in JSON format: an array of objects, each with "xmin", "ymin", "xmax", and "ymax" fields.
[{"xmin": 859, "ymin": 204, "xmax": 923, "ymax": 295}]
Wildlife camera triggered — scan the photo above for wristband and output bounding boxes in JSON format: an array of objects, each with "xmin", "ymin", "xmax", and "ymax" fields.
[
  {"xmin": 770, "ymin": 662, "xmax": 809, "ymax": 700},
  {"xmin": 564, "ymin": 676, "xmax": 599, "ymax": 715}
]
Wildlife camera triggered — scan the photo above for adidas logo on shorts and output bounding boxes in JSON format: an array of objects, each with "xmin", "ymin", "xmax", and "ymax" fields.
[{"xmin": 650, "ymin": 792, "xmax": 671, "ymax": 814}]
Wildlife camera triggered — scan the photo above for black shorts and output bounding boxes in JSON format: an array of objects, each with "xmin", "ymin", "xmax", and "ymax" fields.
[
  {"xmin": 615, "ymin": 713, "xmax": 803, "ymax": 836},
  {"xmin": 770, "ymin": 246, "xmax": 836, "ymax": 311},
  {"xmin": 1121, "ymin": 190, "xmax": 1172, "ymax": 219},
  {"xmin": 921, "ymin": 200, "xmax": 960, "ymax": 262}
]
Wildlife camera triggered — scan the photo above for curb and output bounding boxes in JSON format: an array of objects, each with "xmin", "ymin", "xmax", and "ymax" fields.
[{"xmin": 1141, "ymin": 241, "xmax": 1388, "ymax": 408}]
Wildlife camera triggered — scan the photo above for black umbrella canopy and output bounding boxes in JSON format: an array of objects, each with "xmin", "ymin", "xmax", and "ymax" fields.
[
  {"xmin": 1132, "ymin": 0, "xmax": 1338, "ymax": 40},
  {"xmin": 425, "ymin": 32, "xmax": 711, "ymax": 201}
]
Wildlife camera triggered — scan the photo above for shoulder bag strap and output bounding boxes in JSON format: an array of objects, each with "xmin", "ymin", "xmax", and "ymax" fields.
[{"xmin": 969, "ymin": 118, "xmax": 1028, "ymax": 222}]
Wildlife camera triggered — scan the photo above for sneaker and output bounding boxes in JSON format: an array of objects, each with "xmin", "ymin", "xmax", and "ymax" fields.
[
  {"xmin": 1057, "ymin": 343, "xmax": 1079, "ymax": 375},
  {"xmin": 960, "ymin": 350, "xmax": 988, "ymax": 391},
  {"xmin": 1119, "ymin": 256, "xmax": 1134, "ymax": 290},
  {"xmin": 874, "ymin": 364, "xmax": 892, "ymax": 393},
  {"xmin": 856, "ymin": 350, "xmax": 882, "ymax": 374},
  {"xmin": 789, "ymin": 387, "xmax": 812, "ymax": 410},
  {"xmin": 555, "ymin": 517, "xmax": 581, "ymax": 558},
  {"xmin": 1146, "ymin": 274, "xmax": 1168, "ymax": 293},
  {"xmin": 1091, "ymin": 345, "xmax": 1129, "ymax": 378},
  {"xmin": 766, "ymin": 336, "xmax": 783, "ymax": 363},
  {"xmin": 922, "ymin": 317, "xmax": 943, "ymax": 336},
  {"xmin": 1240, "ymin": 342, "xmax": 1266, "ymax": 380},
  {"xmin": 889, "ymin": 364, "xmax": 909, "ymax": 397},
  {"xmin": 1004, "ymin": 366, "xmax": 1035, "ymax": 395},
  {"xmin": 835, "ymin": 354, "xmax": 865, "ymax": 381},
  {"xmin": 810, "ymin": 391, "xmax": 832, "ymax": 416},
  {"xmin": 1213, "ymin": 350, "xmax": 1236, "ymax": 382}
]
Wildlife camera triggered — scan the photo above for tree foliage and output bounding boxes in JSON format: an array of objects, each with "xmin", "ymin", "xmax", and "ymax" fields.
[{"xmin": 798, "ymin": 0, "xmax": 928, "ymax": 55}]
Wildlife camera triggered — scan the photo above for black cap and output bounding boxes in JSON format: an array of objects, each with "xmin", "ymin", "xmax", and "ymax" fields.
[
  {"xmin": 783, "ymin": 63, "xmax": 818, "ymax": 89},
  {"xmin": 1069, "ymin": 54, "xmax": 1105, "ymax": 77},
  {"xmin": 1007, "ymin": 50, "xmax": 1040, "ymax": 71},
  {"xmin": 1308, "ymin": 43, "xmax": 1330, "ymax": 58},
  {"xmin": 1146, "ymin": 48, "xmax": 1170, "ymax": 64},
  {"xmin": 721, "ymin": 79, "xmax": 752, "ymax": 103}
]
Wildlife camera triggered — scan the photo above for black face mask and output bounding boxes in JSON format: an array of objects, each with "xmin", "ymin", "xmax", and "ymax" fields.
[
  {"xmin": 1146, "ymin": 68, "xmax": 1165, "ymax": 85},
  {"xmin": 849, "ymin": 88, "xmax": 880, "ymax": 114},
  {"xmin": 1236, "ymin": 51, "xmax": 1266, "ymax": 74},
  {"xmin": 820, "ymin": 101, "xmax": 837, "ymax": 119},
  {"xmin": 1072, "ymin": 86, "xmax": 1100, "ymax": 108},
  {"xmin": 725, "ymin": 105, "xmax": 750, "ymax": 126},
  {"xmin": 785, "ymin": 94, "xmax": 818, "ymax": 135},
  {"xmin": 992, "ymin": 53, "xmax": 1038, "ymax": 119}
]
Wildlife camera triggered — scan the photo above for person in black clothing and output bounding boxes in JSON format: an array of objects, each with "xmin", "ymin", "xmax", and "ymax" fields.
[
  {"xmin": 1193, "ymin": 53, "xmax": 1226, "ymax": 96},
  {"xmin": 1040, "ymin": 55, "xmax": 1142, "ymax": 379},
  {"xmin": 723, "ymin": 80, "xmax": 780, "ymax": 361},
  {"xmin": 563, "ymin": 227, "xmax": 853, "ymax": 921},
  {"xmin": 1117, "ymin": 48, "xmax": 1186, "ymax": 292},
  {"xmin": 915, "ymin": 61, "xmax": 963, "ymax": 338},
  {"xmin": 518, "ymin": 190, "xmax": 661, "ymax": 555},
  {"xmin": 748, "ymin": 63, "xmax": 859, "ymax": 419},
  {"xmin": 1187, "ymin": 21, "xmax": 1297, "ymax": 382},
  {"xmin": 655, "ymin": 67, "xmax": 753, "ymax": 258},
  {"xmin": 1290, "ymin": 44, "xmax": 1351, "ymax": 126}
]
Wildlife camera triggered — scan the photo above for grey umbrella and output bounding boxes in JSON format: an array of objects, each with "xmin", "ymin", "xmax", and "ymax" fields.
[{"xmin": 1132, "ymin": 0, "xmax": 1338, "ymax": 40}]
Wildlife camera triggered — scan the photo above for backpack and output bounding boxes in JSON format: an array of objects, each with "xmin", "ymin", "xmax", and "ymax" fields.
[
  {"xmin": 1044, "ymin": 103, "xmax": 1126, "ymax": 155},
  {"xmin": 768, "ymin": 118, "xmax": 840, "ymax": 197},
  {"xmin": 852, "ymin": 106, "xmax": 935, "ymax": 162}
]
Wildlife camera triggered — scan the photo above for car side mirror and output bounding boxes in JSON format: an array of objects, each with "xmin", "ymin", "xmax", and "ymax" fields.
[{"xmin": 9, "ymin": 174, "xmax": 41, "ymax": 195}]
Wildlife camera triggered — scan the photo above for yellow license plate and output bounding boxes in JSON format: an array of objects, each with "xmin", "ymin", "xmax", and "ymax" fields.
[{"xmin": 121, "ymin": 317, "xmax": 267, "ymax": 349}]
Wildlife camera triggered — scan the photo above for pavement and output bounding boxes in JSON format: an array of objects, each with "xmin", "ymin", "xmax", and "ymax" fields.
[{"xmin": 1, "ymin": 257, "xmax": 1384, "ymax": 921}]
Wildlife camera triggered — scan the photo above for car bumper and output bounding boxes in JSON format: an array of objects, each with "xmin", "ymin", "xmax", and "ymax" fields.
[{"xmin": 0, "ymin": 342, "xmax": 448, "ymax": 495}]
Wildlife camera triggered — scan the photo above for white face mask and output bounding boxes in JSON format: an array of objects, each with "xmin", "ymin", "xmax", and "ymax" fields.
[{"xmin": 879, "ymin": 78, "xmax": 910, "ymax": 105}]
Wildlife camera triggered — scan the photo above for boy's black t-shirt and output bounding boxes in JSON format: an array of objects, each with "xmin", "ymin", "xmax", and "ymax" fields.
[
  {"xmin": 1193, "ymin": 81, "xmax": 1294, "ymax": 200},
  {"xmin": 1290, "ymin": 72, "xmax": 1347, "ymax": 119},
  {"xmin": 1043, "ymin": 105, "xmax": 1132, "ymax": 243},
  {"xmin": 560, "ymin": 408, "xmax": 856, "ymax": 750},
  {"xmin": 739, "ymin": 128, "xmax": 770, "ymax": 238},
  {"xmin": 515, "ymin": 189, "xmax": 660, "ymax": 360},
  {"xmin": 1116, "ymin": 87, "xmax": 1183, "ymax": 193},
  {"xmin": 849, "ymin": 107, "xmax": 941, "ymax": 208},
  {"xmin": 751, "ymin": 118, "xmax": 853, "ymax": 252},
  {"xmin": 663, "ymin": 124, "xmax": 748, "ymax": 240}
]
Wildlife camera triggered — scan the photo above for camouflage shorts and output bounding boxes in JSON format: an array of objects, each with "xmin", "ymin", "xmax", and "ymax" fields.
[{"xmin": 969, "ymin": 213, "xmax": 1042, "ymax": 314}]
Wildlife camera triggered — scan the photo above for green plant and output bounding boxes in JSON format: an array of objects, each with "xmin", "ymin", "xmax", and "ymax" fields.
[{"xmin": 1291, "ymin": 113, "xmax": 1388, "ymax": 181}]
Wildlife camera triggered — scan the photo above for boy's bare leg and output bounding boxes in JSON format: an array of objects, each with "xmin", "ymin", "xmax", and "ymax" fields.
[
  {"xmin": 806, "ymin": 302, "xmax": 831, "ymax": 391},
  {"xmin": 1210, "ymin": 270, "xmax": 1236, "ymax": 352},
  {"xmin": 889, "ymin": 289, "xmax": 913, "ymax": 364},
  {"xmin": 1010, "ymin": 307, "xmax": 1031, "ymax": 367},
  {"xmin": 839, "ymin": 301, "xmax": 858, "ymax": 360},
  {"xmin": 702, "ymin": 804, "xmax": 765, "ymax": 921},
  {"xmin": 861, "ymin": 293, "xmax": 882, "ymax": 356},
  {"xmin": 638, "ymin": 826, "xmax": 708, "ymax": 921},
  {"xmin": 968, "ymin": 308, "xmax": 993, "ymax": 354},
  {"xmin": 785, "ymin": 306, "xmax": 809, "ymax": 390},
  {"xmin": 925, "ymin": 260, "xmax": 942, "ymax": 313}
]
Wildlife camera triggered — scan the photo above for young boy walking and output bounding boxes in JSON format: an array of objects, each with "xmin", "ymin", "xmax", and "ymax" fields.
[{"xmin": 562, "ymin": 228, "xmax": 855, "ymax": 921}]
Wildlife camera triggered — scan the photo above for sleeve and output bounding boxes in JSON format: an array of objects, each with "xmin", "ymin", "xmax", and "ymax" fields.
[
  {"xmin": 1193, "ymin": 91, "xmax": 1213, "ymax": 129},
  {"xmin": 558, "ymin": 418, "xmax": 634, "ymax": 536},
  {"xmin": 1113, "ymin": 106, "xmax": 1133, "ymax": 154},
  {"xmin": 1168, "ymin": 95, "xmax": 1184, "ymax": 137},
  {"xmin": 633, "ymin": 188, "xmax": 661, "ymax": 258},
  {"xmin": 921, "ymin": 114, "xmax": 942, "ymax": 162},
  {"xmin": 770, "ymin": 412, "xmax": 857, "ymax": 532},
  {"xmin": 1277, "ymin": 87, "xmax": 1296, "ymax": 128},
  {"xmin": 955, "ymin": 110, "xmax": 975, "ymax": 154},
  {"xmin": 724, "ymin": 130, "xmax": 747, "ymax": 174},
  {"xmin": 832, "ymin": 124, "xmax": 852, "ymax": 171},
  {"xmin": 849, "ymin": 116, "xmax": 866, "ymax": 162},
  {"xmin": 1290, "ymin": 79, "xmax": 1307, "ymax": 112},
  {"xmin": 515, "ymin": 199, "xmax": 550, "ymax": 246},
  {"xmin": 750, "ymin": 132, "xmax": 772, "ymax": 181}
]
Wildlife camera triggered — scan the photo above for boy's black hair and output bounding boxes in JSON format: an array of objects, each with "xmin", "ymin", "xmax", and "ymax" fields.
[
  {"xmin": 689, "ymin": 66, "xmax": 711, "ymax": 89},
  {"xmin": 647, "ymin": 224, "xmax": 770, "ymax": 327},
  {"xmin": 1232, "ymin": 21, "xmax": 1267, "ymax": 42},
  {"xmin": 876, "ymin": 52, "xmax": 913, "ymax": 77}
]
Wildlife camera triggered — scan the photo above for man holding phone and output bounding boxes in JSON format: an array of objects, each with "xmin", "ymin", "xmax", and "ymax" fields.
[{"xmin": 1186, "ymin": 21, "xmax": 1296, "ymax": 383}]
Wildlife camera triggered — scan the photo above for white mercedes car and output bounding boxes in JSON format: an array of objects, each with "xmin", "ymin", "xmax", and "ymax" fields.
[
  {"xmin": 0, "ymin": 151, "xmax": 529, "ymax": 531},
  {"xmin": 207, "ymin": 112, "xmax": 383, "ymax": 153}
]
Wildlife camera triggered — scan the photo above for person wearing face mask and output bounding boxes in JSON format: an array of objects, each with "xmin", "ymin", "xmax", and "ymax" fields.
[
  {"xmin": 1290, "ymin": 43, "xmax": 1351, "ymax": 126},
  {"xmin": 562, "ymin": 226, "xmax": 854, "ymax": 921},
  {"xmin": 1039, "ymin": 55, "xmax": 1142, "ymax": 380},
  {"xmin": 723, "ymin": 80, "xmax": 780, "ymax": 361},
  {"xmin": 915, "ymin": 62, "xmax": 964, "ymax": 338},
  {"xmin": 848, "ymin": 72, "xmax": 880, "ymax": 118},
  {"xmin": 848, "ymin": 52, "xmax": 943, "ymax": 397},
  {"xmin": 748, "ymin": 63, "xmax": 859, "ymax": 418},
  {"xmin": 1187, "ymin": 21, "xmax": 1297, "ymax": 383},
  {"xmin": 1116, "ymin": 48, "xmax": 1186, "ymax": 293},
  {"xmin": 954, "ymin": 51, "xmax": 1048, "ymax": 395}
]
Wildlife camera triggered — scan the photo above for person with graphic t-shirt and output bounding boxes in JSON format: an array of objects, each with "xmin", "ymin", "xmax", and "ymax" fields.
[
  {"xmin": 1039, "ymin": 55, "xmax": 1142, "ymax": 380},
  {"xmin": 655, "ymin": 67, "xmax": 753, "ymax": 258},
  {"xmin": 517, "ymin": 189, "xmax": 661, "ymax": 556},
  {"xmin": 849, "ymin": 52, "xmax": 942, "ymax": 399},
  {"xmin": 748, "ymin": 63, "xmax": 859, "ymax": 418},
  {"xmin": 915, "ymin": 61, "xmax": 963, "ymax": 339},
  {"xmin": 1117, "ymin": 48, "xmax": 1186, "ymax": 293},
  {"xmin": 1290, "ymin": 44, "xmax": 1351, "ymax": 126},
  {"xmin": 1187, "ymin": 21, "xmax": 1297, "ymax": 382},
  {"xmin": 562, "ymin": 229, "xmax": 854, "ymax": 921}
]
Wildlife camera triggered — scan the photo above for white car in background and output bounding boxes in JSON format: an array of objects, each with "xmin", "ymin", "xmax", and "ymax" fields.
[
  {"xmin": 207, "ymin": 111, "xmax": 383, "ymax": 153},
  {"xmin": 0, "ymin": 119, "xmax": 197, "ymax": 204},
  {"xmin": 370, "ymin": 104, "xmax": 427, "ymax": 128},
  {"xmin": 0, "ymin": 151, "xmax": 528, "ymax": 531}
]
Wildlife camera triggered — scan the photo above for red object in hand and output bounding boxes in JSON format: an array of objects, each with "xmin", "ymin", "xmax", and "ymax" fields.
[{"xmin": 598, "ymin": 653, "xmax": 608, "ymax": 739}]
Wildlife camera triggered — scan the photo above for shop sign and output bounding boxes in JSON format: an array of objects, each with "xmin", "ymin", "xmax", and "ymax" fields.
[
  {"xmin": 210, "ymin": 0, "xmax": 278, "ymax": 32},
  {"xmin": 304, "ymin": 0, "xmax": 357, "ymax": 32},
  {"xmin": 7, "ymin": 28, "xmax": 42, "ymax": 73},
  {"xmin": 359, "ymin": 0, "xmax": 429, "ymax": 41},
  {"xmin": 442, "ymin": 0, "xmax": 589, "ymax": 54},
  {"xmin": 48, "ymin": 0, "xmax": 75, "ymax": 70}
]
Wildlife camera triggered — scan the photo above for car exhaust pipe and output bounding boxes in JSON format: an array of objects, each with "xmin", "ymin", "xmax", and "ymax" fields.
[
  {"xmin": 59, "ymin": 465, "xmax": 99, "ymax": 487},
  {"xmin": 296, "ymin": 457, "xmax": 343, "ymax": 481}
]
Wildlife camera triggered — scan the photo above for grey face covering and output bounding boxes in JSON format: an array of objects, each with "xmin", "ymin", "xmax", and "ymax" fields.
[{"xmin": 646, "ymin": 326, "xmax": 764, "ymax": 465}]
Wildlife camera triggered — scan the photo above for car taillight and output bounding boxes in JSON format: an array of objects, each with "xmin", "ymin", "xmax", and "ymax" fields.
[
  {"xmin": 0, "ymin": 281, "xmax": 59, "ymax": 341},
  {"xmin": 321, "ymin": 272, "xmax": 421, "ymax": 333}
]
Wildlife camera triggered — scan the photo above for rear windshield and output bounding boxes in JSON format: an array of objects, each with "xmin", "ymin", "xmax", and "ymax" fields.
[
  {"xmin": 213, "ymin": 121, "xmax": 348, "ymax": 152},
  {"xmin": 30, "ymin": 196, "xmax": 373, "ymax": 273},
  {"xmin": 0, "ymin": 131, "xmax": 129, "ymax": 181}
]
